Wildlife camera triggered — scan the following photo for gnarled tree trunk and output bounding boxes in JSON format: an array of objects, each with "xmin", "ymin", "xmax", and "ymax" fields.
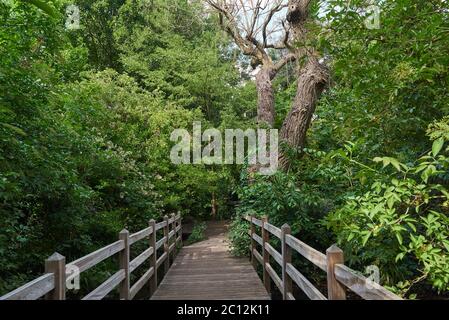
[
  {"xmin": 279, "ymin": 57, "xmax": 328, "ymax": 168},
  {"xmin": 255, "ymin": 66, "xmax": 276, "ymax": 127},
  {"xmin": 278, "ymin": 0, "xmax": 329, "ymax": 169}
]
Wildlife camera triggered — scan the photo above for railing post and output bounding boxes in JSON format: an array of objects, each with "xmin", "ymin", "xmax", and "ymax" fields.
[
  {"xmin": 250, "ymin": 215, "xmax": 256, "ymax": 269},
  {"xmin": 281, "ymin": 224, "xmax": 293, "ymax": 300},
  {"xmin": 326, "ymin": 244, "xmax": 346, "ymax": 300},
  {"xmin": 178, "ymin": 212, "xmax": 183, "ymax": 248},
  {"xmin": 261, "ymin": 215, "xmax": 271, "ymax": 295},
  {"xmin": 45, "ymin": 253, "xmax": 66, "ymax": 300},
  {"xmin": 149, "ymin": 219, "xmax": 157, "ymax": 296},
  {"xmin": 119, "ymin": 229, "xmax": 130, "ymax": 300},
  {"xmin": 163, "ymin": 215, "xmax": 170, "ymax": 274},
  {"xmin": 170, "ymin": 213, "xmax": 176, "ymax": 262}
]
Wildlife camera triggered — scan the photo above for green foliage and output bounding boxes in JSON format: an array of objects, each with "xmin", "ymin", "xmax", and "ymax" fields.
[
  {"xmin": 0, "ymin": 0, "xmax": 247, "ymax": 295},
  {"xmin": 326, "ymin": 127, "xmax": 449, "ymax": 295},
  {"xmin": 186, "ymin": 222, "xmax": 207, "ymax": 245}
]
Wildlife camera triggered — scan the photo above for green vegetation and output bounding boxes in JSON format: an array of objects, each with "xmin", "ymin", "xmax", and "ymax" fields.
[
  {"xmin": 186, "ymin": 222, "xmax": 207, "ymax": 245},
  {"xmin": 1, "ymin": 0, "xmax": 448, "ymax": 299}
]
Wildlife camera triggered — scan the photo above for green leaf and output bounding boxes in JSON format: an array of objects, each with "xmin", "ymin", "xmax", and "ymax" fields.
[
  {"xmin": 22, "ymin": 0, "xmax": 59, "ymax": 18},
  {"xmin": 1, "ymin": 123, "xmax": 27, "ymax": 136},
  {"xmin": 395, "ymin": 233, "xmax": 403, "ymax": 245},
  {"xmin": 432, "ymin": 137, "xmax": 444, "ymax": 157}
]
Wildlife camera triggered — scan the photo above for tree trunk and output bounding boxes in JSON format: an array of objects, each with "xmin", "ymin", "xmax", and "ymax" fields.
[
  {"xmin": 255, "ymin": 66, "xmax": 276, "ymax": 127},
  {"xmin": 279, "ymin": 57, "xmax": 328, "ymax": 168},
  {"xmin": 278, "ymin": 0, "xmax": 329, "ymax": 169}
]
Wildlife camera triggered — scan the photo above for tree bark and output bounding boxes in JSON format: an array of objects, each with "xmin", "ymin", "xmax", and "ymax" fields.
[
  {"xmin": 255, "ymin": 66, "xmax": 276, "ymax": 127},
  {"xmin": 278, "ymin": 0, "xmax": 329, "ymax": 169},
  {"xmin": 279, "ymin": 57, "xmax": 328, "ymax": 168}
]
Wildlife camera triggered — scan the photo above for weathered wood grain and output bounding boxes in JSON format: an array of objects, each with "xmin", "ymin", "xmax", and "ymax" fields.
[
  {"xmin": 264, "ymin": 222, "xmax": 282, "ymax": 239},
  {"xmin": 130, "ymin": 267, "xmax": 155, "ymax": 299},
  {"xmin": 334, "ymin": 264, "xmax": 402, "ymax": 300},
  {"xmin": 286, "ymin": 263, "xmax": 326, "ymax": 300},
  {"xmin": 82, "ymin": 270, "xmax": 125, "ymax": 300},
  {"xmin": 130, "ymin": 247, "xmax": 154, "ymax": 273},
  {"xmin": 129, "ymin": 226, "xmax": 153, "ymax": 245},
  {"xmin": 265, "ymin": 262, "xmax": 283, "ymax": 293},
  {"xmin": 253, "ymin": 248, "xmax": 263, "ymax": 264},
  {"xmin": 155, "ymin": 221, "xmax": 167, "ymax": 231},
  {"xmin": 156, "ymin": 252, "xmax": 168, "ymax": 268},
  {"xmin": 252, "ymin": 233, "xmax": 263, "ymax": 246},
  {"xmin": 0, "ymin": 273, "xmax": 54, "ymax": 300},
  {"xmin": 285, "ymin": 234, "xmax": 327, "ymax": 271},
  {"xmin": 265, "ymin": 243, "xmax": 282, "ymax": 267},
  {"xmin": 151, "ymin": 221, "xmax": 269, "ymax": 300},
  {"xmin": 156, "ymin": 236, "xmax": 166, "ymax": 250},
  {"xmin": 68, "ymin": 240, "xmax": 125, "ymax": 273},
  {"xmin": 326, "ymin": 245, "xmax": 346, "ymax": 300}
]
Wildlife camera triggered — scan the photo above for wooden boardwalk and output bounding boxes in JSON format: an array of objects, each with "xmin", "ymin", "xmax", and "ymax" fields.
[{"xmin": 151, "ymin": 221, "xmax": 270, "ymax": 300}]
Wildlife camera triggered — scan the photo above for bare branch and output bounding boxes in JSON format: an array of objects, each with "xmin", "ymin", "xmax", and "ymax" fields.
[{"xmin": 273, "ymin": 53, "xmax": 296, "ymax": 72}]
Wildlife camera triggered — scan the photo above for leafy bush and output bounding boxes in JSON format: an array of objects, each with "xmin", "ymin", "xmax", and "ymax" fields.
[
  {"xmin": 326, "ymin": 119, "xmax": 449, "ymax": 296},
  {"xmin": 186, "ymin": 222, "xmax": 207, "ymax": 245}
]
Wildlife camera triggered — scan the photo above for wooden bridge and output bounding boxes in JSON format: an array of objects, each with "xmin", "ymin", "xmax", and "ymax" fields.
[{"xmin": 0, "ymin": 214, "xmax": 401, "ymax": 300}]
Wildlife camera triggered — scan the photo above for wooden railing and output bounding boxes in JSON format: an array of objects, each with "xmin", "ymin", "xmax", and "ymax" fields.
[
  {"xmin": 245, "ymin": 215, "xmax": 402, "ymax": 300},
  {"xmin": 0, "ymin": 214, "xmax": 182, "ymax": 300}
]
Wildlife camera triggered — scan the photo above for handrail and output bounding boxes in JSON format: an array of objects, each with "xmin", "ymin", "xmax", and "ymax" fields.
[
  {"xmin": 244, "ymin": 215, "xmax": 402, "ymax": 300},
  {"xmin": 0, "ymin": 214, "xmax": 183, "ymax": 300}
]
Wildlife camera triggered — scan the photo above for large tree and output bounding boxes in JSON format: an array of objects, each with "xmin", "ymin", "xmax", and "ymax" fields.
[
  {"xmin": 206, "ymin": 0, "xmax": 295, "ymax": 127},
  {"xmin": 279, "ymin": 0, "xmax": 329, "ymax": 167},
  {"xmin": 207, "ymin": 0, "xmax": 329, "ymax": 168}
]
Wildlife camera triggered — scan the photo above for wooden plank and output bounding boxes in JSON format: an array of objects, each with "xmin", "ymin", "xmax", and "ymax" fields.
[
  {"xmin": 252, "ymin": 233, "xmax": 262, "ymax": 246},
  {"xmin": 0, "ymin": 273, "xmax": 54, "ymax": 300},
  {"xmin": 265, "ymin": 243, "xmax": 282, "ymax": 267},
  {"xmin": 68, "ymin": 240, "xmax": 125, "ymax": 273},
  {"xmin": 286, "ymin": 292, "xmax": 295, "ymax": 300},
  {"xmin": 252, "ymin": 217, "xmax": 263, "ymax": 227},
  {"xmin": 169, "ymin": 243, "xmax": 175, "ymax": 253},
  {"xmin": 156, "ymin": 252, "xmax": 168, "ymax": 268},
  {"xmin": 82, "ymin": 270, "xmax": 125, "ymax": 300},
  {"xmin": 261, "ymin": 216, "xmax": 271, "ymax": 294},
  {"xmin": 286, "ymin": 263, "xmax": 326, "ymax": 300},
  {"xmin": 252, "ymin": 249, "xmax": 263, "ymax": 265},
  {"xmin": 281, "ymin": 224, "xmax": 293, "ymax": 300},
  {"xmin": 152, "ymin": 221, "xmax": 269, "ymax": 301},
  {"xmin": 163, "ymin": 215, "xmax": 170, "ymax": 273},
  {"xmin": 130, "ymin": 267, "xmax": 155, "ymax": 299},
  {"xmin": 156, "ymin": 236, "xmax": 167, "ymax": 250},
  {"xmin": 119, "ymin": 230, "xmax": 130, "ymax": 300},
  {"xmin": 334, "ymin": 264, "xmax": 402, "ymax": 300},
  {"xmin": 168, "ymin": 230, "xmax": 175, "ymax": 239},
  {"xmin": 155, "ymin": 221, "xmax": 166, "ymax": 231},
  {"xmin": 265, "ymin": 262, "xmax": 283, "ymax": 293},
  {"xmin": 264, "ymin": 222, "xmax": 282, "ymax": 239},
  {"xmin": 175, "ymin": 225, "xmax": 181, "ymax": 233},
  {"xmin": 326, "ymin": 245, "xmax": 346, "ymax": 300},
  {"xmin": 285, "ymin": 235, "xmax": 327, "ymax": 271},
  {"xmin": 130, "ymin": 247, "xmax": 154, "ymax": 273},
  {"xmin": 149, "ymin": 220, "xmax": 157, "ymax": 296},
  {"xmin": 129, "ymin": 226, "xmax": 153, "ymax": 245},
  {"xmin": 45, "ymin": 252, "xmax": 66, "ymax": 300}
]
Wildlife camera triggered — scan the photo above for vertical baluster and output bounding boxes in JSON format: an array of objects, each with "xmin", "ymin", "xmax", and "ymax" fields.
[{"xmin": 119, "ymin": 229, "xmax": 130, "ymax": 300}]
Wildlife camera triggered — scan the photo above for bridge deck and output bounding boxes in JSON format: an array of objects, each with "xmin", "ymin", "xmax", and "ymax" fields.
[{"xmin": 151, "ymin": 221, "xmax": 270, "ymax": 300}]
